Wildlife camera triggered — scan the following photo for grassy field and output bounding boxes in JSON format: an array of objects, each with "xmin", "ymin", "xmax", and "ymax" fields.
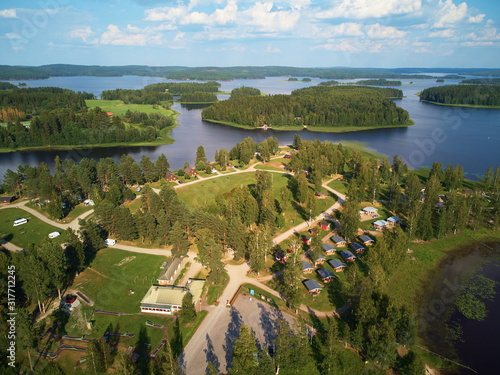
[
  {"xmin": 85, "ymin": 99, "xmax": 175, "ymax": 117},
  {"xmin": 176, "ymin": 171, "xmax": 336, "ymax": 234},
  {"xmin": 327, "ymin": 179, "xmax": 349, "ymax": 194},
  {"xmin": 74, "ymin": 248, "xmax": 168, "ymax": 313},
  {"xmin": 0, "ymin": 207, "xmax": 67, "ymax": 247},
  {"xmin": 25, "ymin": 201, "xmax": 93, "ymax": 223}
]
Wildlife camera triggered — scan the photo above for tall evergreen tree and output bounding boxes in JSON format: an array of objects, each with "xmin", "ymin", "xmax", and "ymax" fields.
[
  {"xmin": 195, "ymin": 145, "xmax": 207, "ymax": 164},
  {"xmin": 339, "ymin": 199, "xmax": 360, "ymax": 242},
  {"xmin": 169, "ymin": 221, "xmax": 190, "ymax": 257},
  {"xmin": 230, "ymin": 325, "xmax": 258, "ymax": 374},
  {"xmin": 181, "ymin": 292, "xmax": 196, "ymax": 323},
  {"xmin": 155, "ymin": 153, "xmax": 170, "ymax": 179}
]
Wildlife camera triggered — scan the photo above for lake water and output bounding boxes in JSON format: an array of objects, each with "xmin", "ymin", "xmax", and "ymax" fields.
[{"xmin": 0, "ymin": 75, "xmax": 499, "ymax": 180}]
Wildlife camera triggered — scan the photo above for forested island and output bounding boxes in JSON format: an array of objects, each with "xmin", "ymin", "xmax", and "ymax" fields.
[
  {"xmin": 202, "ymin": 86, "xmax": 410, "ymax": 132},
  {"xmin": 356, "ymin": 79, "xmax": 402, "ymax": 86},
  {"xmin": 419, "ymin": 85, "xmax": 500, "ymax": 107}
]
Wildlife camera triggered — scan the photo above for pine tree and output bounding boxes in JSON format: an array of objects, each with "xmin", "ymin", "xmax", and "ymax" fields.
[
  {"xmin": 339, "ymin": 199, "xmax": 360, "ymax": 242},
  {"xmin": 230, "ymin": 325, "xmax": 258, "ymax": 374},
  {"xmin": 38, "ymin": 241, "xmax": 67, "ymax": 300},
  {"xmin": 169, "ymin": 221, "xmax": 190, "ymax": 257},
  {"xmin": 16, "ymin": 308, "xmax": 37, "ymax": 372},
  {"xmin": 195, "ymin": 145, "xmax": 207, "ymax": 164},
  {"xmin": 141, "ymin": 155, "xmax": 157, "ymax": 182},
  {"xmin": 156, "ymin": 153, "xmax": 170, "ymax": 179},
  {"xmin": 297, "ymin": 172, "xmax": 309, "ymax": 204},
  {"xmin": 181, "ymin": 292, "xmax": 196, "ymax": 323},
  {"xmin": 87, "ymin": 339, "xmax": 106, "ymax": 375}
]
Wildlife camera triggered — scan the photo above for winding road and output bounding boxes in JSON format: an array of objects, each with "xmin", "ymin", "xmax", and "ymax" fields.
[{"xmin": 1, "ymin": 159, "xmax": 348, "ymax": 374}]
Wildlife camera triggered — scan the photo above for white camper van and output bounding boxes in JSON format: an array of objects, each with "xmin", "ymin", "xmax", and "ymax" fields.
[
  {"xmin": 104, "ymin": 239, "xmax": 116, "ymax": 246},
  {"xmin": 13, "ymin": 218, "xmax": 28, "ymax": 226},
  {"xmin": 48, "ymin": 231, "xmax": 61, "ymax": 239}
]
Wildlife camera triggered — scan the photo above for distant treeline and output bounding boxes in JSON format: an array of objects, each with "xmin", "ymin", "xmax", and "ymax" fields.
[
  {"xmin": 0, "ymin": 87, "xmax": 90, "ymax": 120},
  {"xmin": 356, "ymin": 79, "xmax": 402, "ymax": 86},
  {"xmin": 319, "ymin": 80, "xmax": 340, "ymax": 86},
  {"xmin": 419, "ymin": 85, "xmax": 500, "ymax": 106},
  {"xmin": 0, "ymin": 82, "xmax": 18, "ymax": 90},
  {"xmin": 144, "ymin": 81, "xmax": 220, "ymax": 94},
  {"xmin": 460, "ymin": 78, "xmax": 500, "ymax": 85},
  {"xmin": 101, "ymin": 88, "xmax": 173, "ymax": 104},
  {"xmin": 3, "ymin": 64, "xmax": 500, "ymax": 81},
  {"xmin": 202, "ymin": 86, "xmax": 408, "ymax": 128},
  {"xmin": 180, "ymin": 92, "xmax": 218, "ymax": 103}
]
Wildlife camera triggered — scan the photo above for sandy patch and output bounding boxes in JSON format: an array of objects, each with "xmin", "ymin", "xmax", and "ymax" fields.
[{"xmin": 115, "ymin": 256, "xmax": 136, "ymax": 267}]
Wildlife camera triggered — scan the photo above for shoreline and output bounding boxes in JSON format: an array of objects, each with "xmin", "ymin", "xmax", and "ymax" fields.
[
  {"xmin": 202, "ymin": 118, "xmax": 415, "ymax": 133},
  {"xmin": 420, "ymin": 99, "xmax": 500, "ymax": 109}
]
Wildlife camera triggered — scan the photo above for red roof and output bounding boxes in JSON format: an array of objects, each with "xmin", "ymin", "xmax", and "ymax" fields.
[{"xmin": 106, "ymin": 112, "xmax": 114, "ymax": 117}]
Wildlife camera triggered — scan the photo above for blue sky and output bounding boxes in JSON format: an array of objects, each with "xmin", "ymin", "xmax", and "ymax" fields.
[{"xmin": 1, "ymin": 0, "xmax": 499, "ymax": 68}]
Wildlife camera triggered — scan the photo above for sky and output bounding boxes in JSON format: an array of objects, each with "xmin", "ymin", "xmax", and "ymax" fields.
[{"xmin": 1, "ymin": 0, "xmax": 499, "ymax": 68}]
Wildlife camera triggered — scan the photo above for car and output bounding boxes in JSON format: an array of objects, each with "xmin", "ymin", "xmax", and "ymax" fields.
[
  {"xmin": 178, "ymin": 180, "xmax": 183, "ymax": 184},
  {"xmin": 136, "ymin": 187, "xmax": 141, "ymax": 192},
  {"xmin": 373, "ymin": 214, "xmax": 380, "ymax": 218}
]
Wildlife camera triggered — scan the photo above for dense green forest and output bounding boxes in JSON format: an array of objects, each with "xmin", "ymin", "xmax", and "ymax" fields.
[
  {"xmin": 3, "ymin": 65, "xmax": 500, "ymax": 81},
  {"xmin": 356, "ymin": 79, "xmax": 402, "ymax": 86},
  {"xmin": 143, "ymin": 81, "xmax": 220, "ymax": 94},
  {"xmin": 419, "ymin": 85, "xmax": 500, "ymax": 106},
  {"xmin": 0, "ymin": 82, "xmax": 18, "ymax": 90},
  {"xmin": 100, "ymin": 88, "xmax": 173, "ymax": 104},
  {"xmin": 0, "ymin": 107, "xmax": 167, "ymax": 148},
  {"xmin": 180, "ymin": 91, "xmax": 218, "ymax": 103},
  {"xmin": 0, "ymin": 87, "xmax": 91, "ymax": 121},
  {"xmin": 202, "ymin": 86, "xmax": 408, "ymax": 128},
  {"xmin": 460, "ymin": 78, "xmax": 500, "ymax": 85},
  {"xmin": 319, "ymin": 80, "xmax": 340, "ymax": 86}
]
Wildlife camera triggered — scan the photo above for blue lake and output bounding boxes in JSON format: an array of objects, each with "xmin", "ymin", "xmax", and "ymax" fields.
[{"xmin": 0, "ymin": 75, "xmax": 499, "ymax": 180}]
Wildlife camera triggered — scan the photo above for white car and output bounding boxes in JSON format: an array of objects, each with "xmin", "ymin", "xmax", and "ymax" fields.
[{"xmin": 104, "ymin": 239, "xmax": 116, "ymax": 246}]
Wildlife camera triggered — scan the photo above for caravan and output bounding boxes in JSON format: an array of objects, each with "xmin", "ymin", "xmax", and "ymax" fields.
[
  {"xmin": 13, "ymin": 218, "xmax": 27, "ymax": 226},
  {"xmin": 48, "ymin": 231, "xmax": 61, "ymax": 239}
]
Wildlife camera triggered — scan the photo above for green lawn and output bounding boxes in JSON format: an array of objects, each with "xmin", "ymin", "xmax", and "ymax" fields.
[
  {"xmin": 85, "ymin": 100, "xmax": 175, "ymax": 117},
  {"xmin": 176, "ymin": 171, "xmax": 336, "ymax": 235},
  {"xmin": 25, "ymin": 201, "xmax": 93, "ymax": 223},
  {"xmin": 327, "ymin": 179, "xmax": 349, "ymax": 195},
  {"xmin": 0, "ymin": 207, "xmax": 67, "ymax": 247},
  {"xmin": 76, "ymin": 248, "xmax": 168, "ymax": 313}
]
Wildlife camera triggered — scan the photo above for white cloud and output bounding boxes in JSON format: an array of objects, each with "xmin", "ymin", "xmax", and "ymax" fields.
[
  {"xmin": 428, "ymin": 28, "xmax": 454, "ymax": 38},
  {"xmin": 71, "ymin": 27, "xmax": 97, "ymax": 44},
  {"xmin": 314, "ymin": 23, "xmax": 364, "ymax": 38},
  {"xmin": 100, "ymin": 24, "xmax": 164, "ymax": 46},
  {"xmin": 241, "ymin": 2, "xmax": 300, "ymax": 32},
  {"xmin": 460, "ymin": 41, "xmax": 493, "ymax": 46},
  {"xmin": 467, "ymin": 14, "xmax": 485, "ymax": 24},
  {"xmin": 174, "ymin": 32, "xmax": 185, "ymax": 42},
  {"xmin": 265, "ymin": 45, "xmax": 281, "ymax": 53},
  {"xmin": 144, "ymin": 5, "xmax": 188, "ymax": 22},
  {"xmin": 0, "ymin": 9, "xmax": 17, "ymax": 18},
  {"xmin": 313, "ymin": 38, "xmax": 384, "ymax": 53},
  {"xmin": 155, "ymin": 23, "xmax": 177, "ymax": 31},
  {"xmin": 413, "ymin": 41, "xmax": 430, "ymax": 46},
  {"xmin": 316, "ymin": 0, "xmax": 421, "ymax": 19},
  {"xmin": 366, "ymin": 23, "xmax": 406, "ymax": 39},
  {"xmin": 433, "ymin": 0, "xmax": 467, "ymax": 28},
  {"xmin": 5, "ymin": 32, "xmax": 20, "ymax": 39},
  {"xmin": 413, "ymin": 47, "xmax": 430, "ymax": 53},
  {"xmin": 12, "ymin": 45, "xmax": 25, "ymax": 51}
]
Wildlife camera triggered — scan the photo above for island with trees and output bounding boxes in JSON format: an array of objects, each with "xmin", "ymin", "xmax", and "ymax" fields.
[
  {"xmin": 356, "ymin": 79, "xmax": 402, "ymax": 86},
  {"xmin": 202, "ymin": 86, "xmax": 411, "ymax": 132},
  {"xmin": 419, "ymin": 85, "xmax": 500, "ymax": 108},
  {"xmin": 0, "ymin": 134, "xmax": 499, "ymax": 374}
]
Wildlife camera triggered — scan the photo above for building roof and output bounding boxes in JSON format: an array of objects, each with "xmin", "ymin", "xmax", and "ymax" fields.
[
  {"xmin": 328, "ymin": 259, "xmax": 346, "ymax": 269},
  {"xmin": 303, "ymin": 279, "xmax": 322, "ymax": 292},
  {"xmin": 301, "ymin": 261, "xmax": 313, "ymax": 270},
  {"xmin": 387, "ymin": 216, "xmax": 402, "ymax": 223},
  {"xmin": 184, "ymin": 167, "xmax": 196, "ymax": 174},
  {"xmin": 0, "ymin": 196, "xmax": 14, "ymax": 202},
  {"xmin": 359, "ymin": 235, "xmax": 373, "ymax": 243},
  {"xmin": 373, "ymin": 220, "xmax": 388, "ymax": 227},
  {"xmin": 141, "ymin": 280, "xmax": 205, "ymax": 308},
  {"xmin": 165, "ymin": 171, "xmax": 177, "ymax": 179},
  {"xmin": 157, "ymin": 258, "xmax": 182, "ymax": 282},
  {"xmin": 320, "ymin": 221, "xmax": 330, "ymax": 227},
  {"xmin": 363, "ymin": 206, "xmax": 378, "ymax": 212},
  {"xmin": 323, "ymin": 243, "xmax": 335, "ymax": 252},
  {"xmin": 350, "ymin": 242, "xmax": 365, "ymax": 251},
  {"xmin": 302, "ymin": 235, "xmax": 311, "ymax": 241},
  {"xmin": 340, "ymin": 250, "xmax": 356, "ymax": 259},
  {"xmin": 317, "ymin": 268, "xmax": 335, "ymax": 279},
  {"xmin": 331, "ymin": 236, "xmax": 345, "ymax": 243}
]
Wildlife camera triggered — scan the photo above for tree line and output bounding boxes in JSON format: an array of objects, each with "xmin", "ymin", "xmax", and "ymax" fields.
[
  {"xmin": 0, "ymin": 106, "xmax": 164, "ymax": 149},
  {"xmin": 100, "ymin": 88, "xmax": 173, "ymax": 104},
  {"xmin": 0, "ymin": 87, "xmax": 91, "ymax": 121},
  {"xmin": 180, "ymin": 92, "xmax": 218, "ymax": 103},
  {"xmin": 230, "ymin": 86, "xmax": 261, "ymax": 98},
  {"xmin": 419, "ymin": 85, "xmax": 500, "ymax": 106},
  {"xmin": 202, "ymin": 86, "xmax": 408, "ymax": 128},
  {"xmin": 460, "ymin": 78, "xmax": 500, "ymax": 85},
  {"xmin": 143, "ymin": 81, "xmax": 220, "ymax": 94}
]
